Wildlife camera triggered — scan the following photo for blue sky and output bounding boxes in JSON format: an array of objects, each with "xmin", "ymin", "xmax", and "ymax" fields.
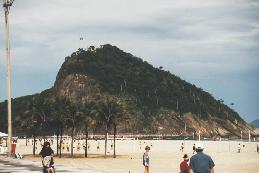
[{"xmin": 0, "ymin": 0, "xmax": 258, "ymax": 122}]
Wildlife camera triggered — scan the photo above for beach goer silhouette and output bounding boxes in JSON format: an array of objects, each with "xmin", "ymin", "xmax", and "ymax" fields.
[
  {"xmin": 143, "ymin": 146, "xmax": 150, "ymax": 173},
  {"xmin": 97, "ymin": 141, "xmax": 100, "ymax": 151},
  {"xmin": 111, "ymin": 143, "xmax": 113, "ymax": 150},
  {"xmin": 237, "ymin": 143, "xmax": 241, "ymax": 153},
  {"xmin": 192, "ymin": 144, "xmax": 196, "ymax": 154},
  {"xmin": 66, "ymin": 142, "xmax": 70, "ymax": 152},
  {"xmin": 39, "ymin": 141, "xmax": 55, "ymax": 173},
  {"xmin": 180, "ymin": 154, "xmax": 190, "ymax": 173},
  {"xmin": 77, "ymin": 142, "xmax": 81, "ymax": 151},
  {"xmin": 189, "ymin": 143, "xmax": 215, "ymax": 173},
  {"xmin": 180, "ymin": 142, "xmax": 184, "ymax": 152}
]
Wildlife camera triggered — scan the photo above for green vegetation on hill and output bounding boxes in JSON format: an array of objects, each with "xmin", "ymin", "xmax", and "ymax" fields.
[{"xmin": 57, "ymin": 45, "xmax": 243, "ymax": 121}]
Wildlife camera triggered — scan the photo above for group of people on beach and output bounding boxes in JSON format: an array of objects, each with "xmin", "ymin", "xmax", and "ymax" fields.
[
  {"xmin": 143, "ymin": 142, "xmax": 215, "ymax": 173},
  {"xmin": 179, "ymin": 143, "xmax": 215, "ymax": 173},
  {"xmin": 31, "ymin": 137, "xmax": 115, "ymax": 155},
  {"xmin": 38, "ymin": 139, "xmax": 259, "ymax": 173}
]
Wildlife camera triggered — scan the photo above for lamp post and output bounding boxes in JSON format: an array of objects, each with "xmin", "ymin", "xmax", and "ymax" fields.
[{"xmin": 3, "ymin": 0, "xmax": 14, "ymax": 157}]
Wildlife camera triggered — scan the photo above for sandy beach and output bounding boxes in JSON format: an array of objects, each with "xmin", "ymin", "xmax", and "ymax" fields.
[{"xmin": 13, "ymin": 138, "xmax": 259, "ymax": 173}]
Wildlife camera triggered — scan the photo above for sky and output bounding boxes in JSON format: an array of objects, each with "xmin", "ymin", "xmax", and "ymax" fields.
[{"xmin": 0, "ymin": 0, "xmax": 258, "ymax": 122}]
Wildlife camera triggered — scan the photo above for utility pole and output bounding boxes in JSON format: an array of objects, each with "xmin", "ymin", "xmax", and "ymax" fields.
[{"xmin": 3, "ymin": 0, "xmax": 14, "ymax": 157}]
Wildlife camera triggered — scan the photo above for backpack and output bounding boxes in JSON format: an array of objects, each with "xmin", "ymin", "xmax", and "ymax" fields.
[{"xmin": 42, "ymin": 156, "xmax": 52, "ymax": 167}]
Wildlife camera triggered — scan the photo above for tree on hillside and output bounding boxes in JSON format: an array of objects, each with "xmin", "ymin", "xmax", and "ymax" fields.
[
  {"xmin": 64, "ymin": 99, "xmax": 81, "ymax": 157},
  {"xmin": 52, "ymin": 97, "xmax": 71, "ymax": 158},
  {"xmin": 110, "ymin": 100, "xmax": 125, "ymax": 158},
  {"xmin": 95, "ymin": 97, "xmax": 122, "ymax": 158},
  {"xmin": 33, "ymin": 95, "xmax": 55, "ymax": 140},
  {"xmin": 79, "ymin": 101, "xmax": 96, "ymax": 158}
]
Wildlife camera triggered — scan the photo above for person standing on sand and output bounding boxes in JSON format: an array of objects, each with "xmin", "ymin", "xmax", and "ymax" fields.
[
  {"xmin": 180, "ymin": 142, "xmax": 185, "ymax": 152},
  {"xmin": 143, "ymin": 146, "xmax": 150, "ymax": 173},
  {"xmin": 257, "ymin": 144, "xmax": 259, "ymax": 153},
  {"xmin": 180, "ymin": 154, "xmax": 190, "ymax": 173},
  {"xmin": 192, "ymin": 144, "xmax": 196, "ymax": 154},
  {"xmin": 189, "ymin": 143, "xmax": 215, "ymax": 173},
  {"xmin": 66, "ymin": 142, "xmax": 70, "ymax": 152},
  {"xmin": 97, "ymin": 141, "xmax": 100, "ymax": 151},
  {"xmin": 237, "ymin": 143, "xmax": 241, "ymax": 153}
]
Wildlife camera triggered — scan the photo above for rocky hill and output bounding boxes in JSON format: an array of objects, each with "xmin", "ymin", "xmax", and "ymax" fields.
[{"xmin": 0, "ymin": 44, "xmax": 254, "ymax": 137}]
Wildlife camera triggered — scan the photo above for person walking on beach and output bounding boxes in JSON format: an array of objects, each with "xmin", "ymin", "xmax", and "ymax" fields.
[
  {"xmin": 66, "ymin": 142, "xmax": 70, "ymax": 152},
  {"xmin": 192, "ymin": 144, "xmax": 196, "ymax": 154},
  {"xmin": 257, "ymin": 144, "xmax": 259, "ymax": 153},
  {"xmin": 189, "ymin": 143, "xmax": 215, "ymax": 173},
  {"xmin": 180, "ymin": 154, "xmax": 190, "ymax": 173},
  {"xmin": 39, "ymin": 142, "xmax": 55, "ymax": 173},
  {"xmin": 237, "ymin": 143, "xmax": 241, "ymax": 153},
  {"xmin": 97, "ymin": 141, "xmax": 100, "ymax": 151},
  {"xmin": 143, "ymin": 146, "xmax": 150, "ymax": 173},
  {"xmin": 180, "ymin": 142, "xmax": 185, "ymax": 152},
  {"xmin": 77, "ymin": 142, "xmax": 81, "ymax": 152}
]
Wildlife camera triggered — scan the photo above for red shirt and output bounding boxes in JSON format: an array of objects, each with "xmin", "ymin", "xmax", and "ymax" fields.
[{"xmin": 180, "ymin": 160, "xmax": 189, "ymax": 172}]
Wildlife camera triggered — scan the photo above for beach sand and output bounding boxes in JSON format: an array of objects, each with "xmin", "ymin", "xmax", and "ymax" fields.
[{"xmin": 16, "ymin": 139, "xmax": 259, "ymax": 173}]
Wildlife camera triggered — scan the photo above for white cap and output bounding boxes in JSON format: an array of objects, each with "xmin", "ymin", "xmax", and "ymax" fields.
[{"xmin": 195, "ymin": 142, "xmax": 204, "ymax": 150}]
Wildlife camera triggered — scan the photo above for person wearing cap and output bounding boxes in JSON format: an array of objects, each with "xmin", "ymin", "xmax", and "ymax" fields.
[
  {"xmin": 189, "ymin": 143, "xmax": 215, "ymax": 173},
  {"xmin": 180, "ymin": 154, "xmax": 190, "ymax": 173},
  {"xmin": 143, "ymin": 146, "xmax": 150, "ymax": 173}
]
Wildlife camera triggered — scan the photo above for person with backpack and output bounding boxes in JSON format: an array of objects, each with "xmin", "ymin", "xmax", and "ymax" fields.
[
  {"xmin": 39, "ymin": 142, "xmax": 55, "ymax": 173},
  {"xmin": 143, "ymin": 146, "xmax": 150, "ymax": 173}
]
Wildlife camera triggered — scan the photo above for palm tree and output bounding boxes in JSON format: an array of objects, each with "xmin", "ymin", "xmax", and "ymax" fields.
[
  {"xmin": 52, "ymin": 97, "xmax": 69, "ymax": 158},
  {"xmin": 64, "ymin": 99, "xmax": 81, "ymax": 157},
  {"xmin": 110, "ymin": 100, "xmax": 125, "ymax": 158},
  {"xmin": 33, "ymin": 95, "xmax": 54, "ymax": 141},
  {"xmin": 95, "ymin": 97, "xmax": 122, "ymax": 158},
  {"xmin": 80, "ymin": 101, "xmax": 95, "ymax": 158}
]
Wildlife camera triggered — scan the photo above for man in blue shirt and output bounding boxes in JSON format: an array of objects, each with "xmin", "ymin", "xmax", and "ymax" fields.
[{"xmin": 189, "ymin": 143, "xmax": 215, "ymax": 173}]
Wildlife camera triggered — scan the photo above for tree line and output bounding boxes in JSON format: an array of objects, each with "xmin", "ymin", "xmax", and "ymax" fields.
[{"xmin": 14, "ymin": 93, "xmax": 126, "ymax": 158}]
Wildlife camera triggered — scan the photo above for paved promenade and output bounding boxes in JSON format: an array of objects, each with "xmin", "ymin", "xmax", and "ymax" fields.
[{"xmin": 0, "ymin": 156, "xmax": 104, "ymax": 173}]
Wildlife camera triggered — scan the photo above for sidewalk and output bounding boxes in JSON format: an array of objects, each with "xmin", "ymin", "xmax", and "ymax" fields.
[{"xmin": 0, "ymin": 156, "xmax": 105, "ymax": 173}]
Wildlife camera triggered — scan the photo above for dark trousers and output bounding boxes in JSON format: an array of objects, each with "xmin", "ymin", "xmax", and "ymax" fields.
[{"xmin": 43, "ymin": 166, "xmax": 48, "ymax": 173}]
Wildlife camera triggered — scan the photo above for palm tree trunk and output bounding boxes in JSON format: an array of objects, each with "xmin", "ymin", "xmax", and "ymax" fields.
[
  {"xmin": 85, "ymin": 124, "xmax": 88, "ymax": 158},
  {"xmin": 59, "ymin": 125, "xmax": 63, "ymax": 158},
  {"xmin": 33, "ymin": 134, "xmax": 36, "ymax": 156},
  {"xmin": 71, "ymin": 126, "xmax": 74, "ymax": 157},
  {"xmin": 104, "ymin": 125, "xmax": 108, "ymax": 158},
  {"xmin": 113, "ymin": 123, "xmax": 116, "ymax": 158},
  {"xmin": 56, "ymin": 131, "xmax": 59, "ymax": 156}
]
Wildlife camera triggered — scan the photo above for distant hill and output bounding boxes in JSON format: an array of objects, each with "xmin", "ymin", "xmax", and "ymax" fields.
[
  {"xmin": 0, "ymin": 44, "xmax": 253, "ymax": 137},
  {"xmin": 251, "ymin": 119, "xmax": 259, "ymax": 128}
]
